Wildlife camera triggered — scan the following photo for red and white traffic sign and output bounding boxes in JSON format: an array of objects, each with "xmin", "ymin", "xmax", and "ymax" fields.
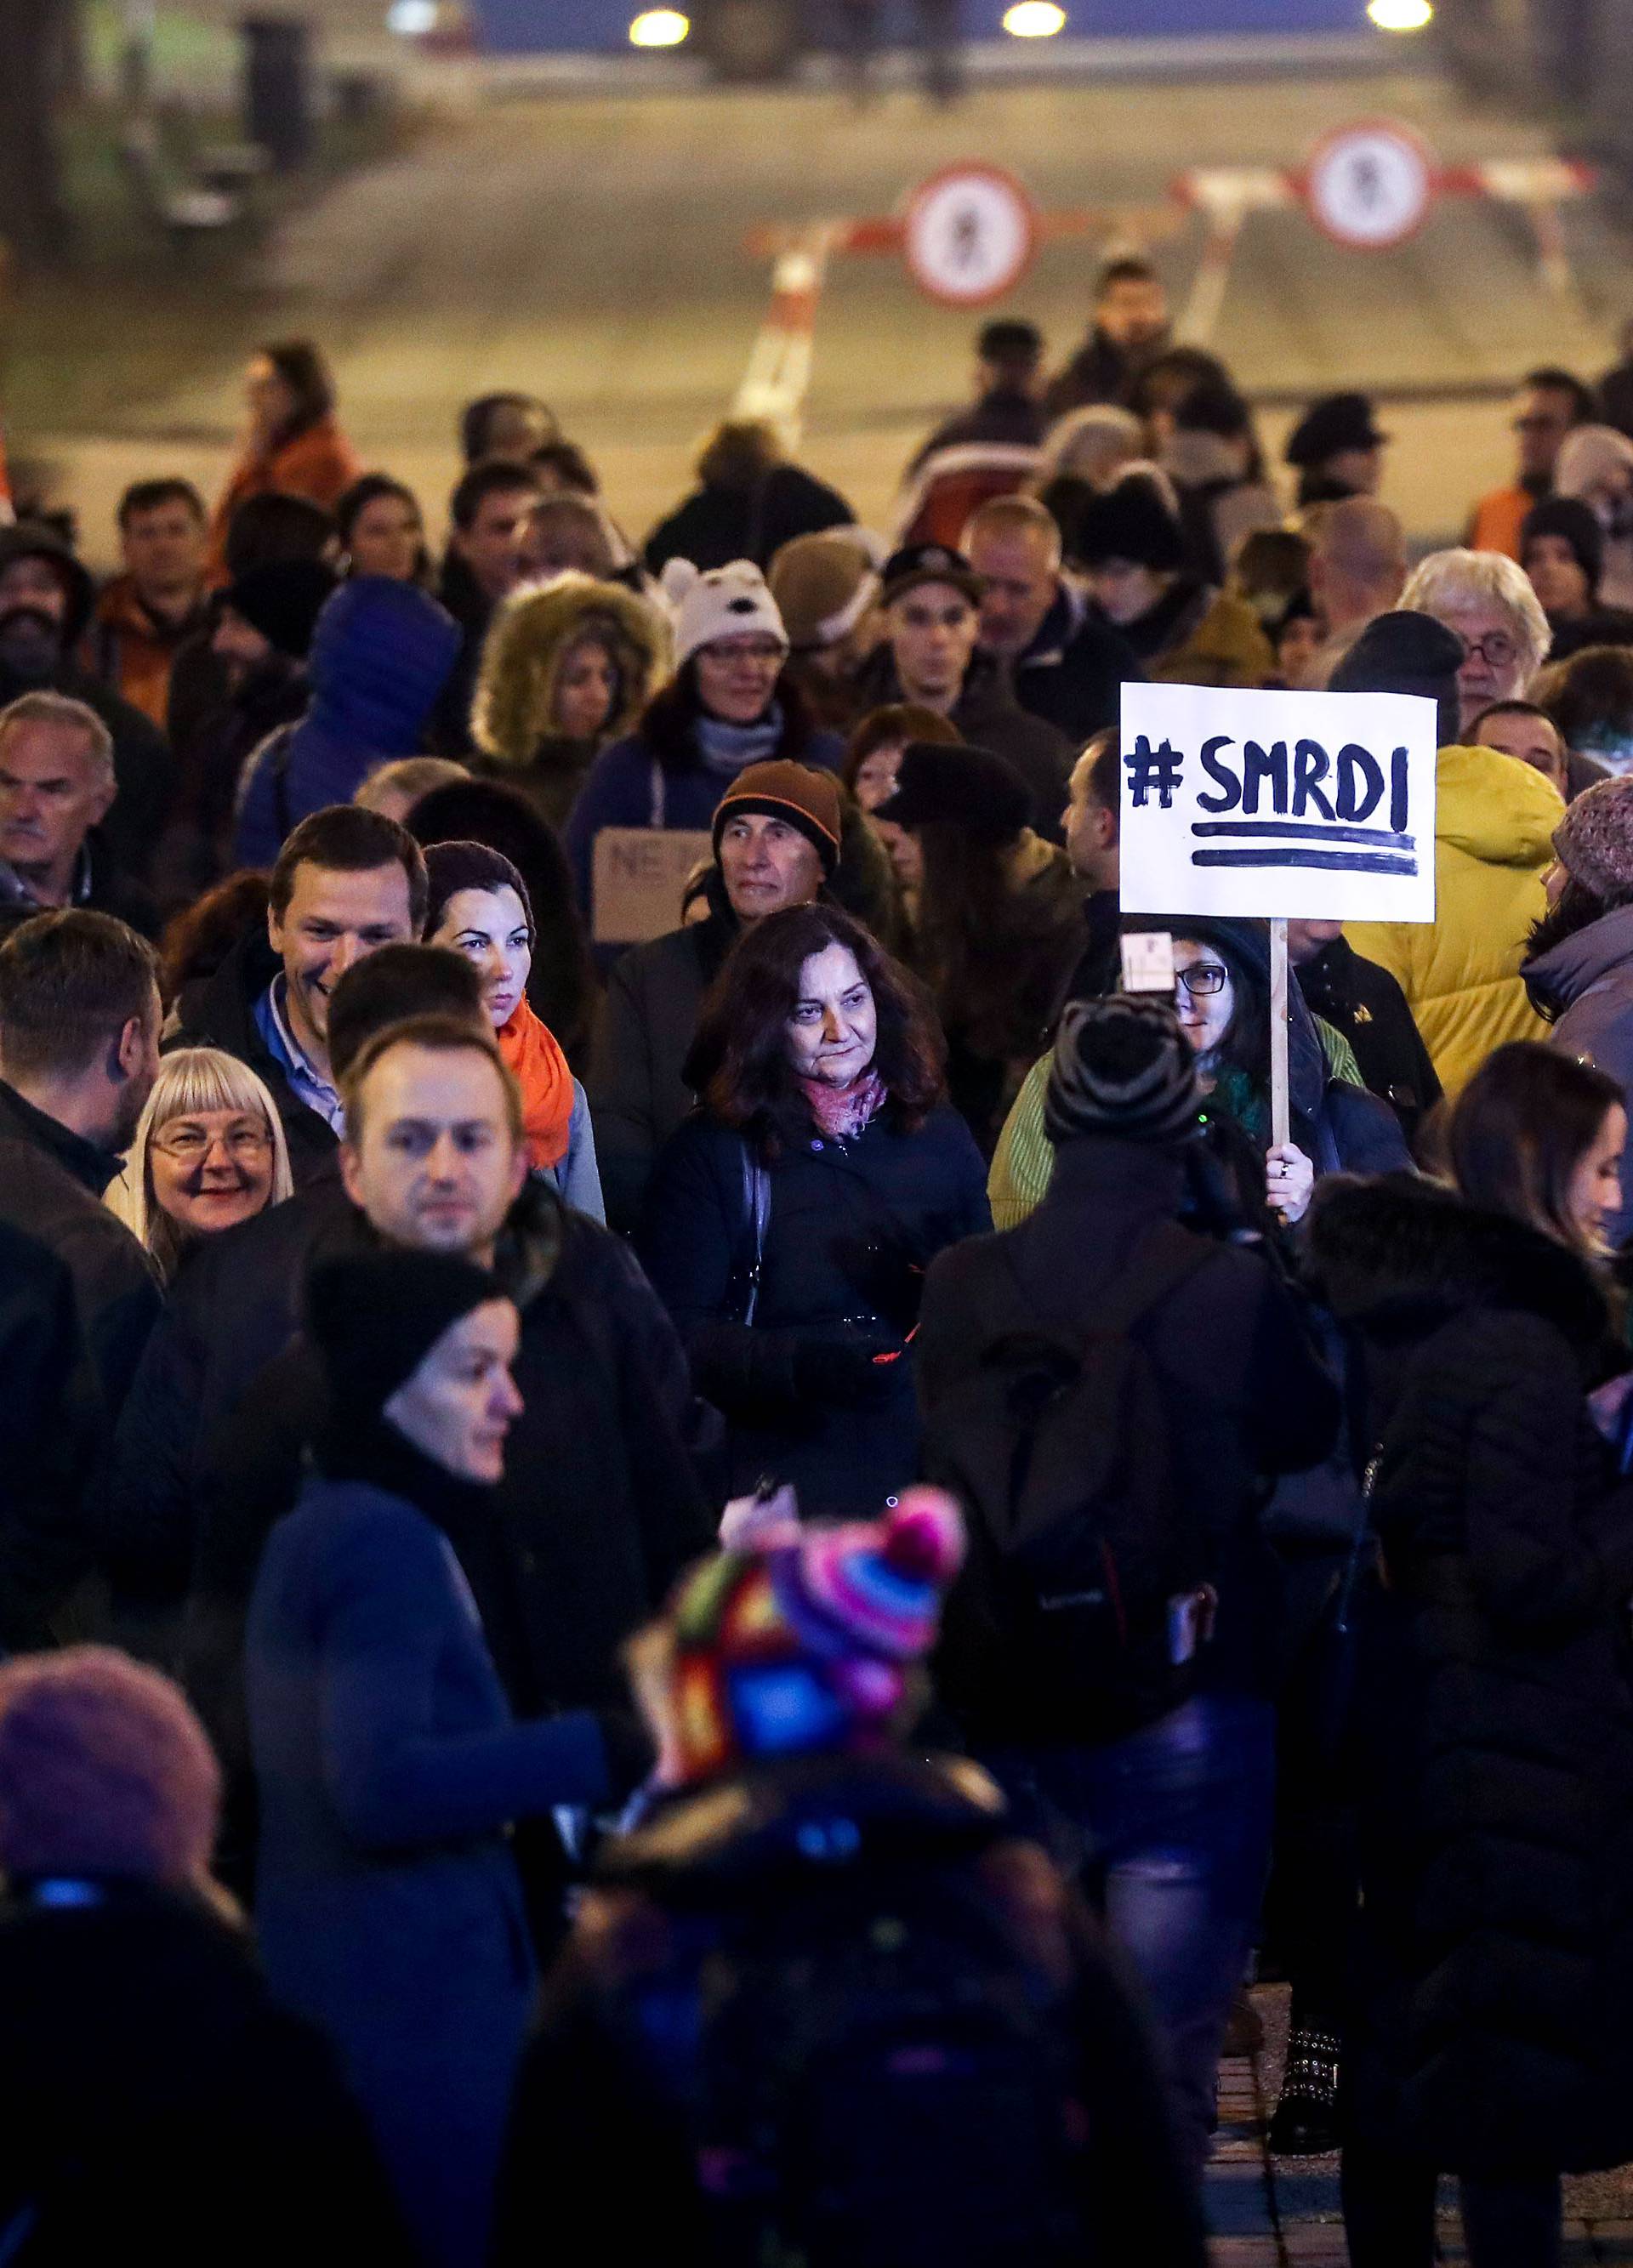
[
  {"xmin": 902, "ymin": 163, "xmax": 1038, "ymax": 309},
  {"xmin": 1303, "ymin": 119, "xmax": 1437, "ymax": 251}
]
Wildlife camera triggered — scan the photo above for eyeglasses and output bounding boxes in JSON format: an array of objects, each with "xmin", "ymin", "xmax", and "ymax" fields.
[
  {"xmin": 1458, "ymin": 629, "xmax": 1521, "ymax": 670},
  {"xmin": 1175, "ymin": 962, "xmax": 1229, "ymax": 998},
  {"xmin": 152, "ymin": 1124, "xmax": 272, "ymax": 1163}
]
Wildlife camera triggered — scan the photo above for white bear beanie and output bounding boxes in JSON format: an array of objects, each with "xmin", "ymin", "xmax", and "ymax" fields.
[{"xmin": 660, "ymin": 556, "xmax": 789, "ymax": 667}]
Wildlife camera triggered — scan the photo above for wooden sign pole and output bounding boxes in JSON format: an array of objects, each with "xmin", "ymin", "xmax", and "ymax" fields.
[{"xmin": 1270, "ymin": 916, "xmax": 1291, "ymax": 1152}]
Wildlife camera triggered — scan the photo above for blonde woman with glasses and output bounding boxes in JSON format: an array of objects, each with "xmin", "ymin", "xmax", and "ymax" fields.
[{"xmin": 108, "ymin": 1047, "xmax": 293, "ymax": 1280}]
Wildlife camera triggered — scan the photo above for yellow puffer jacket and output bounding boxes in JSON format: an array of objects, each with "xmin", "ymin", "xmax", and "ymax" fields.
[
  {"xmin": 1346, "ymin": 744, "xmax": 1562, "ymax": 1094},
  {"xmin": 1150, "ymin": 588, "xmax": 1274, "ymax": 690}
]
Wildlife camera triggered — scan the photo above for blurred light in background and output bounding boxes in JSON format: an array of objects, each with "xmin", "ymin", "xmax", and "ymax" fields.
[
  {"xmin": 386, "ymin": 0, "xmax": 439, "ymax": 31},
  {"xmin": 629, "ymin": 8, "xmax": 690, "ymax": 43},
  {"xmin": 1003, "ymin": 1, "xmax": 1067, "ymax": 32},
  {"xmin": 1367, "ymin": 0, "xmax": 1433, "ymax": 27}
]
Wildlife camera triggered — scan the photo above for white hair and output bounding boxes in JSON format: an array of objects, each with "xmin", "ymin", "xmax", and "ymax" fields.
[
  {"xmin": 106, "ymin": 1047, "xmax": 293, "ymax": 1278},
  {"xmin": 1401, "ymin": 548, "xmax": 1551, "ymax": 681}
]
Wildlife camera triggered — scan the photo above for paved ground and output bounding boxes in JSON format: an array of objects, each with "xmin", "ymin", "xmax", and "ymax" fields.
[
  {"xmin": 22, "ymin": 60, "xmax": 1633, "ymax": 566},
  {"xmin": 1217, "ymin": 1989, "xmax": 1633, "ymax": 2265}
]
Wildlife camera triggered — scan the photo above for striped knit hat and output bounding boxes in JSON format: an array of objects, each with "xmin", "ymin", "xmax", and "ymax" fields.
[
  {"xmin": 664, "ymin": 1489, "xmax": 964, "ymax": 1786},
  {"xmin": 1046, "ymin": 994, "xmax": 1203, "ymax": 1148}
]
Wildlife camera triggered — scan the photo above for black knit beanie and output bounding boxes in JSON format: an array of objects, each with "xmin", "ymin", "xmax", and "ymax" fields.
[
  {"xmin": 873, "ymin": 740, "xmax": 1034, "ymax": 840},
  {"xmin": 223, "ymin": 558, "xmax": 340, "ymax": 661},
  {"xmin": 1521, "ymin": 495, "xmax": 1605, "ymax": 598},
  {"xmin": 1329, "ymin": 609, "xmax": 1464, "ymax": 750},
  {"xmin": 306, "ymin": 1248, "xmax": 503, "ymax": 1425},
  {"xmin": 1046, "ymin": 995, "xmax": 1203, "ymax": 1148},
  {"xmin": 424, "ymin": 838, "xmax": 535, "ymax": 946}
]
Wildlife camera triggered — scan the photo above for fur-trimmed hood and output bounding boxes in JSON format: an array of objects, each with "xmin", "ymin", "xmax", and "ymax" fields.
[
  {"xmin": 471, "ymin": 572, "xmax": 669, "ymax": 772},
  {"xmin": 1306, "ymin": 1170, "xmax": 1611, "ymax": 1359}
]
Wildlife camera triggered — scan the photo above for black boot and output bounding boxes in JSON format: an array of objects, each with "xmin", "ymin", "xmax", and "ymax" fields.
[{"xmin": 1268, "ymin": 2023, "xmax": 1341, "ymax": 2156}]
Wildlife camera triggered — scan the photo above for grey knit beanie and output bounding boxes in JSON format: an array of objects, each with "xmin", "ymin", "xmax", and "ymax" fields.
[
  {"xmin": 1045, "ymin": 995, "xmax": 1203, "ymax": 1148},
  {"xmin": 1553, "ymin": 775, "xmax": 1633, "ymax": 904}
]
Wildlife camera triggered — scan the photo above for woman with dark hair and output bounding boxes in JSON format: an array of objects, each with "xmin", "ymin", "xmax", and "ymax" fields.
[
  {"xmin": 407, "ymin": 776, "xmax": 597, "ymax": 1068},
  {"xmin": 638, "ymin": 902, "xmax": 989, "ymax": 1515},
  {"xmin": 337, "ymin": 475, "xmax": 432, "ymax": 587},
  {"xmin": 992, "ymin": 912, "xmax": 1409, "ymax": 1229},
  {"xmin": 424, "ymin": 841, "xmax": 603, "ymax": 1219},
  {"xmin": 1306, "ymin": 1045, "xmax": 1633, "ymax": 2268},
  {"xmin": 873, "ymin": 741, "xmax": 1083, "ymax": 1154},
  {"xmin": 562, "ymin": 561, "xmax": 844, "ymax": 949},
  {"xmin": 210, "ymin": 341, "xmax": 361, "ymax": 566}
]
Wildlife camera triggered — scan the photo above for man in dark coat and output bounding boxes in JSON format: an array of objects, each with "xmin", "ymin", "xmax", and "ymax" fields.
[
  {"xmin": 643, "ymin": 423, "xmax": 854, "ymax": 576},
  {"xmin": 848, "ymin": 542, "xmax": 1074, "ymax": 841},
  {"xmin": 965, "ymin": 493, "xmax": 1141, "ymax": 747},
  {"xmin": 916, "ymin": 996, "xmax": 1339, "ymax": 2175},
  {"xmin": 1289, "ymin": 920, "xmax": 1441, "ymax": 1150},
  {"xmin": 0, "ymin": 910, "xmax": 162, "ymax": 1425},
  {"xmin": 168, "ymin": 802, "xmax": 426, "ymax": 1188},
  {"xmin": 0, "ymin": 1221, "xmax": 101, "ymax": 1651},
  {"xmin": 1043, "ymin": 256, "xmax": 1172, "ymax": 419},
  {"xmin": 0, "ymin": 522, "xmax": 176, "ymax": 888},
  {"xmin": 0, "ymin": 691, "xmax": 159, "ymax": 941},
  {"xmin": 904, "ymin": 317, "xmax": 1049, "ymax": 478}
]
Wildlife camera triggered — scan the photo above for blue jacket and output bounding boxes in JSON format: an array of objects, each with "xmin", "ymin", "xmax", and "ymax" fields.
[
  {"xmin": 247, "ymin": 1473, "xmax": 611, "ymax": 2268},
  {"xmin": 235, "ymin": 579, "xmax": 460, "ymax": 867},
  {"xmin": 563, "ymin": 722, "xmax": 845, "ymax": 930}
]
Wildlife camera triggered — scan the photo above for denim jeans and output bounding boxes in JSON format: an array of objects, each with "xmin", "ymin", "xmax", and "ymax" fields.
[{"xmin": 986, "ymin": 1691, "xmax": 1277, "ymax": 2176}]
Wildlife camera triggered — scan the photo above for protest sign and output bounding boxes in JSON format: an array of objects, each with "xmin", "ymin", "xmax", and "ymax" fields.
[
  {"xmin": 591, "ymin": 827, "xmax": 714, "ymax": 946},
  {"xmin": 1118, "ymin": 681, "xmax": 1438, "ymax": 1154},
  {"xmin": 1118, "ymin": 682, "xmax": 1438, "ymax": 924}
]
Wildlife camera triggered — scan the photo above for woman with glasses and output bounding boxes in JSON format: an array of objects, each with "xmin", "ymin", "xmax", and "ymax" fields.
[
  {"xmin": 564, "ymin": 561, "xmax": 843, "ymax": 951},
  {"xmin": 108, "ymin": 1047, "xmax": 293, "ymax": 1280}
]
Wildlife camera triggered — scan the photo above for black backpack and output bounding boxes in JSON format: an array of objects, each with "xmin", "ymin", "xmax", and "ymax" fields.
[
  {"xmin": 681, "ymin": 1849, "xmax": 1092, "ymax": 2268},
  {"xmin": 926, "ymin": 1220, "xmax": 1215, "ymax": 1743}
]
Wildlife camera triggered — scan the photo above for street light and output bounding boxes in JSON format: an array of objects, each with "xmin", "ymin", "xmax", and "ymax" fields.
[
  {"xmin": 629, "ymin": 8, "xmax": 691, "ymax": 43},
  {"xmin": 1367, "ymin": 0, "xmax": 1433, "ymax": 29},
  {"xmin": 1003, "ymin": 1, "xmax": 1067, "ymax": 32}
]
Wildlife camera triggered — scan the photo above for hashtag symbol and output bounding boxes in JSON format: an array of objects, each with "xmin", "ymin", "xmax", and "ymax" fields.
[{"xmin": 1124, "ymin": 736, "xmax": 1185, "ymax": 809}]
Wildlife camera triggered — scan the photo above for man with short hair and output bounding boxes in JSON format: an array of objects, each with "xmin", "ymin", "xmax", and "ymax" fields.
[
  {"xmin": 168, "ymin": 802, "xmax": 425, "ymax": 1182},
  {"xmin": 0, "ymin": 522, "xmax": 175, "ymax": 889},
  {"xmin": 459, "ymin": 392, "xmax": 558, "ymax": 467},
  {"xmin": 437, "ymin": 461, "xmax": 549, "ymax": 751},
  {"xmin": 1469, "ymin": 697, "xmax": 1575, "ymax": 799},
  {"xmin": 0, "ymin": 909, "xmax": 162, "ymax": 1419},
  {"xmin": 849, "ymin": 542, "xmax": 1073, "ymax": 838},
  {"xmin": 1301, "ymin": 497, "xmax": 1409, "ymax": 685},
  {"xmin": 906, "ymin": 317, "xmax": 1047, "ymax": 480},
  {"xmin": 1466, "ymin": 367, "xmax": 1596, "ymax": 561},
  {"xmin": 1054, "ymin": 730, "xmax": 1124, "ymax": 1009},
  {"xmin": 590, "ymin": 759, "xmax": 840, "ymax": 1231},
  {"xmin": 966, "ymin": 493, "xmax": 1140, "ymax": 744},
  {"xmin": 1044, "ymin": 257, "xmax": 1172, "ymax": 418},
  {"xmin": 0, "ymin": 692, "xmax": 159, "ymax": 938},
  {"xmin": 88, "ymin": 480, "xmax": 211, "ymax": 727}
]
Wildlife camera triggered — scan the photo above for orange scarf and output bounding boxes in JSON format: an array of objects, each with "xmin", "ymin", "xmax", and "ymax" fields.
[{"xmin": 497, "ymin": 998, "xmax": 575, "ymax": 1174}]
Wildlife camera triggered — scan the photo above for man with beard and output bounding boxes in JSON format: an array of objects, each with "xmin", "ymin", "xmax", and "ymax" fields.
[{"xmin": 0, "ymin": 524, "xmax": 176, "ymax": 889}]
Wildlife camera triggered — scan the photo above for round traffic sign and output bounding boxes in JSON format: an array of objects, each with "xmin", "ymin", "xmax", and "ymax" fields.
[
  {"xmin": 902, "ymin": 163, "xmax": 1038, "ymax": 308},
  {"xmin": 1304, "ymin": 119, "xmax": 1437, "ymax": 251}
]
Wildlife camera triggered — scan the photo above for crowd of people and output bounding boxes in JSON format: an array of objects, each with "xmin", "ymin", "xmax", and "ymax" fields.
[{"xmin": 10, "ymin": 265, "xmax": 1633, "ymax": 2265}]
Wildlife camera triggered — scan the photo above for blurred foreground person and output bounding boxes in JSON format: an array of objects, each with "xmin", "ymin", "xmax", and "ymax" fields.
[
  {"xmin": 495, "ymin": 1489, "xmax": 1205, "ymax": 2268},
  {"xmin": 0, "ymin": 1646, "xmax": 411, "ymax": 2268},
  {"xmin": 640, "ymin": 903, "xmax": 987, "ymax": 1515},
  {"xmin": 250, "ymin": 1250, "xmax": 637, "ymax": 2268},
  {"xmin": 109, "ymin": 1047, "xmax": 293, "ymax": 1281},
  {"xmin": 424, "ymin": 840, "xmax": 602, "ymax": 1216},
  {"xmin": 1309, "ymin": 1045, "xmax": 1633, "ymax": 2268},
  {"xmin": 919, "ymin": 997, "xmax": 1340, "ymax": 2172}
]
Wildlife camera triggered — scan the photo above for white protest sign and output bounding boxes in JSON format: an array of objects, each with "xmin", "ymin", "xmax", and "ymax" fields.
[{"xmin": 1118, "ymin": 683, "xmax": 1438, "ymax": 924}]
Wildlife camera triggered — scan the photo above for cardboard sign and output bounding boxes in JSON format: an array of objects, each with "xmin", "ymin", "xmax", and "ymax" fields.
[
  {"xmin": 591, "ymin": 827, "xmax": 714, "ymax": 946},
  {"xmin": 1118, "ymin": 683, "xmax": 1438, "ymax": 924}
]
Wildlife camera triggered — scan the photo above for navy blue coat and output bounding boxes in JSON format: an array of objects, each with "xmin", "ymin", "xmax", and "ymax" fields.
[
  {"xmin": 247, "ymin": 1475, "xmax": 612, "ymax": 2268},
  {"xmin": 638, "ymin": 1102, "xmax": 991, "ymax": 1517}
]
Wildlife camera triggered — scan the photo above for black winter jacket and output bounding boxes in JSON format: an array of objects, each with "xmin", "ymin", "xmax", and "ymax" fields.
[
  {"xmin": 1008, "ymin": 581, "xmax": 1141, "ymax": 750},
  {"xmin": 0, "ymin": 1219, "xmax": 103, "ymax": 1648},
  {"xmin": 1308, "ymin": 1174, "xmax": 1633, "ymax": 2175},
  {"xmin": 1295, "ymin": 935, "xmax": 1440, "ymax": 1150},
  {"xmin": 0, "ymin": 1878, "xmax": 413, "ymax": 2268},
  {"xmin": 495, "ymin": 1750, "xmax": 1207, "ymax": 2268},
  {"xmin": 918, "ymin": 1136, "xmax": 1340, "ymax": 1725},
  {"xmin": 639, "ymin": 1102, "xmax": 991, "ymax": 1517}
]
